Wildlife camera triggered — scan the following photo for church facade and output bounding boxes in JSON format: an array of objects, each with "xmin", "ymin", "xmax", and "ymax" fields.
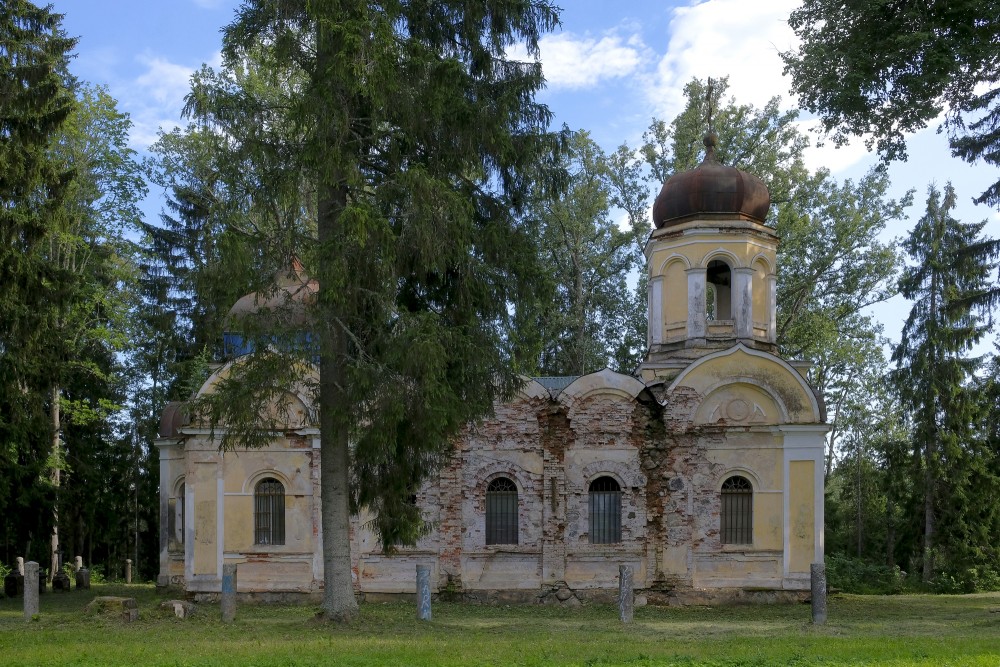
[{"xmin": 154, "ymin": 136, "xmax": 828, "ymax": 604}]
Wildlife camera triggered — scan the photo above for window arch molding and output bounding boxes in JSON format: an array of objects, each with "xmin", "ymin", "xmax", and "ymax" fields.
[
  {"xmin": 242, "ymin": 468, "xmax": 292, "ymax": 495},
  {"xmin": 714, "ymin": 467, "xmax": 761, "ymax": 491},
  {"xmin": 699, "ymin": 248, "xmax": 743, "ymax": 270}
]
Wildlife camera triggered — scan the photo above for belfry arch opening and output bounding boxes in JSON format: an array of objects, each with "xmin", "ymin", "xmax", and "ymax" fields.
[{"xmin": 706, "ymin": 259, "xmax": 732, "ymax": 320}]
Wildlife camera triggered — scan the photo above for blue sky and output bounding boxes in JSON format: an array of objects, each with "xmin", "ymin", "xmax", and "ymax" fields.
[{"xmin": 50, "ymin": 0, "xmax": 1000, "ymax": 349}]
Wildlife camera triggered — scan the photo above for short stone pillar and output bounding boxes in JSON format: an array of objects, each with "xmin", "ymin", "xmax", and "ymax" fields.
[
  {"xmin": 23, "ymin": 561, "xmax": 39, "ymax": 621},
  {"xmin": 74, "ymin": 556, "xmax": 83, "ymax": 572},
  {"xmin": 618, "ymin": 564, "xmax": 634, "ymax": 624},
  {"xmin": 416, "ymin": 564, "xmax": 432, "ymax": 621},
  {"xmin": 811, "ymin": 562, "xmax": 827, "ymax": 625},
  {"xmin": 76, "ymin": 568, "xmax": 91, "ymax": 590},
  {"xmin": 16, "ymin": 556, "xmax": 24, "ymax": 575},
  {"xmin": 52, "ymin": 571, "xmax": 71, "ymax": 592},
  {"xmin": 125, "ymin": 559, "xmax": 132, "ymax": 584},
  {"xmin": 221, "ymin": 563, "xmax": 237, "ymax": 623},
  {"xmin": 4, "ymin": 571, "xmax": 24, "ymax": 598}
]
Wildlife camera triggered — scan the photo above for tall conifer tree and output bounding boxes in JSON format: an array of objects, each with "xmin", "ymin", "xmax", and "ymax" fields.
[
  {"xmin": 892, "ymin": 183, "xmax": 1000, "ymax": 583},
  {"xmin": 183, "ymin": 1, "xmax": 561, "ymax": 621},
  {"xmin": 0, "ymin": 0, "xmax": 75, "ymax": 566}
]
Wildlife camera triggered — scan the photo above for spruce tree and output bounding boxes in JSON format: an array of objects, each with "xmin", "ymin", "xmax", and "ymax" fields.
[
  {"xmin": 0, "ymin": 0, "xmax": 75, "ymax": 567},
  {"xmin": 892, "ymin": 183, "xmax": 1000, "ymax": 583},
  {"xmin": 181, "ymin": 1, "xmax": 561, "ymax": 621}
]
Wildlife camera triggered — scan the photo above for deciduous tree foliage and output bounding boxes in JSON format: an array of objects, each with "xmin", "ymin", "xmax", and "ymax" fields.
[
  {"xmin": 892, "ymin": 183, "xmax": 1000, "ymax": 583},
  {"xmin": 181, "ymin": 0, "xmax": 562, "ymax": 621},
  {"xmin": 783, "ymin": 0, "xmax": 1000, "ymax": 206},
  {"xmin": 513, "ymin": 130, "xmax": 641, "ymax": 376}
]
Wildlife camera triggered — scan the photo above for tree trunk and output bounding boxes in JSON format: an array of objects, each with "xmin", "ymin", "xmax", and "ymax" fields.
[
  {"xmin": 314, "ymin": 10, "xmax": 359, "ymax": 621},
  {"xmin": 50, "ymin": 384, "xmax": 61, "ymax": 583},
  {"xmin": 922, "ymin": 455, "xmax": 934, "ymax": 583}
]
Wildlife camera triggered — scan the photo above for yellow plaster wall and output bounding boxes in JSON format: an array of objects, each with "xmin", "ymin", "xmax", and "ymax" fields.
[
  {"xmin": 224, "ymin": 496, "xmax": 253, "ymax": 548},
  {"xmin": 663, "ymin": 260, "xmax": 687, "ymax": 330},
  {"xmin": 676, "ymin": 349, "xmax": 818, "ymax": 423},
  {"xmin": 789, "ymin": 460, "xmax": 815, "ymax": 573},
  {"xmin": 192, "ymin": 461, "xmax": 217, "ymax": 575},
  {"xmin": 754, "ymin": 493, "xmax": 783, "ymax": 550}
]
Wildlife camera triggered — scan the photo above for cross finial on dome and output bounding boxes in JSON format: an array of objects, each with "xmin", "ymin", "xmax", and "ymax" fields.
[{"xmin": 703, "ymin": 78, "xmax": 719, "ymax": 164}]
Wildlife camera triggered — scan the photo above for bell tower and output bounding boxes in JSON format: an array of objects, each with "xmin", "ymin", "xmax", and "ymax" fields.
[{"xmin": 639, "ymin": 133, "xmax": 779, "ymax": 382}]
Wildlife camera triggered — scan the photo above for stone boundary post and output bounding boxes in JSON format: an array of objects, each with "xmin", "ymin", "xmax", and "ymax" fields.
[
  {"xmin": 23, "ymin": 561, "xmax": 39, "ymax": 621},
  {"xmin": 618, "ymin": 564, "xmax": 634, "ymax": 624},
  {"xmin": 74, "ymin": 556, "xmax": 83, "ymax": 572},
  {"xmin": 221, "ymin": 563, "xmax": 237, "ymax": 623},
  {"xmin": 811, "ymin": 562, "xmax": 827, "ymax": 625},
  {"xmin": 16, "ymin": 557, "xmax": 24, "ymax": 575},
  {"xmin": 416, "ymin": 564, "xmax": 431, "ymax": 621},
  {"xmin": 125, "ymin": 559, "xmax": 132, "ymax": 584}
]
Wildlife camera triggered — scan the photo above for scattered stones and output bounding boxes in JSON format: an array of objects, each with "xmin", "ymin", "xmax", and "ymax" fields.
[
  {"xmin": 555, "ymin": 587, "xmax": 573, "ymax": 602},
  {"xmin": 160, "ymin": 600, "xmax": 195, "ymax": 619},
  {"xmin": 86, "ymin": 596, "xmax": 139, "ymax": 623}
]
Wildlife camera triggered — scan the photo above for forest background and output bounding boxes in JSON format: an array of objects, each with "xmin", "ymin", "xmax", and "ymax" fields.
[{"xmin": 2, "ymin": 0, "xmax": 999, "ymax": 600}]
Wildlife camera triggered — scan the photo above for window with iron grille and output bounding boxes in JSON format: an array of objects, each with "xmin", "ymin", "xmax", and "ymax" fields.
[
  {"xmin": 485, "ymin": 477, "xmax": 518, "ymax": 545},
  {"xmin": 254, "ymin": 478, "xmax": 285, "ymax": 546},
  {"xmin": 589, "ymin": 476, "xmax": 622, "ymax": 544},
  {"xmin": 721, "ymin": 475, "xmax": 753, "ymax": 545}
]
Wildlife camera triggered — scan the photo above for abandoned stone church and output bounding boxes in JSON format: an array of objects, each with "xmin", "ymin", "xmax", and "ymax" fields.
[{"xmin": 155, "ymin": 135, "xmax": 828, "ymax": 604}]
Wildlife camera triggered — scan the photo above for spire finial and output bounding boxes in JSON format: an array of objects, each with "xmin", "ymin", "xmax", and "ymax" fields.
[{"xmin": 702, "ymin": 77, "xmax": 719, "ymax": 164}]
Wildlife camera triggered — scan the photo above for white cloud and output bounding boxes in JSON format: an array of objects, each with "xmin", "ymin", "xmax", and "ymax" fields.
[
  {"xmin": 645, "ymin": 0, "xmax": 868, "ymax": 174},
  {"xmin": 513, "ymin": 32, "xmax": 644, "ymax": 90},
  {"xmin": 134, "ymin": 55, "xmax": 196, "ymax": 106}
]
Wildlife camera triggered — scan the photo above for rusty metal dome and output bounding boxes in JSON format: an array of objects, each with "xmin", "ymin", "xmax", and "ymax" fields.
[{"xmin": 651, "ymin": 133, "xmax": 770, "ymax": 228}]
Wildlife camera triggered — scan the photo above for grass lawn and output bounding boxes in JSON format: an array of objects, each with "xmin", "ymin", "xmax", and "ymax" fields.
[{"xmin": 1, "ymin": 584, "xmax": 998, "ymax": 666}]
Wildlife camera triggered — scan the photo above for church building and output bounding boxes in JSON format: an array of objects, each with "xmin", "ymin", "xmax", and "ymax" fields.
[{"xmin": 154, "ymin": 134, "xmax": 828, "ymax": 604}]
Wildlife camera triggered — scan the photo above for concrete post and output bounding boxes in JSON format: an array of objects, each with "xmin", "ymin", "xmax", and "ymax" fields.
[
  {"xmin": 16, "ymin": 557, "xmax": 24, "ymax": 575},
  {"xmin": 74, "ymin": 556, "xmax": 83, "ymax": 572},
  {"xmin": 811, "ymin": 562, "xmax": 827, "ymax": 625},
  {"xmin": 125, "ymin": 559, "xmax": 132, "ymax": 584},
  {"xmin": 416, "ymin": 564, "xmax": 432, "ymax": 621},
  {"xmin": 618, "ymin": 564, "xmax": 634, "ymax": 624},
  {"xmin": 23, "ymin": 561, "xmax": 39, "ymax": 621},
  {"xmin": 221, "ymin": 563, "xmax": 237, "ymax": 623}
]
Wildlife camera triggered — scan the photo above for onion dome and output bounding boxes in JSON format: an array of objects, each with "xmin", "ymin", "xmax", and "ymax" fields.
[
  {"xmin": 651, "ymin": 133, "xmax": 770, "ymax": 228},
  {"xmin": 227, "ymin": 259, "xmax": 318, "ymax": 326}
]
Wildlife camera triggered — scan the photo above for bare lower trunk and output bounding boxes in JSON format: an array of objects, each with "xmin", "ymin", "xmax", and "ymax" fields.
[
  {"xmin": 922, "ymin": 459, "xmax": 934, "ymax": 583},
  {"xmin": 50, "ymin": 384, "xmax": 60, "ymax": 583},
  {"xmin": 319, "ymin": 346, "xmax": 358, "ymax": 621}
]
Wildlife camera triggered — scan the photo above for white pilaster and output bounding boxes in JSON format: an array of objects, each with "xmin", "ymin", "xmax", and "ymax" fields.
[
  {"xmin": 686, "ymin": 268, "xmax": 706, "ymax": 339},
  {"xmin": 733, "ymin": 267, "xmax": 754, "ymax": 338},
  {"xmin": 767, "ymin": 274, "xmax": 778, "ymax": 342},
  {"xmin": 649, "ymin": 276, "xmax": 664, "ymax": 345}
]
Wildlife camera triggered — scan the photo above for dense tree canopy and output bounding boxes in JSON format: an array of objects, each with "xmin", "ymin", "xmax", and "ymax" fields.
[
  {"xmin": 177, "ymin": 0, "xmax": 563, "ymax": 621},
  {"xmin": 783, "ymin": 0, "xmax": 1000, "ymax": 206}
]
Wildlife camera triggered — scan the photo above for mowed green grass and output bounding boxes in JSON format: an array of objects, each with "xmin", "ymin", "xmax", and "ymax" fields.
[{"xmin": 1, "ymin": 585, "xmax": 998, "ymax": 666}]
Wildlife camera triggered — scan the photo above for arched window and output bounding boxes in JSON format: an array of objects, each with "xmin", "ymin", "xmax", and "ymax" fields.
[
  {"xmin": 589, "ymin": 476, "xmax": 622, "ymax": 544},
  {"xmin": 721, "ymin": 475, "xmax": 753, "ymax": 545},
  {"xmin": 706, "ymin": 259, "xmax": 732, "ymax": 320},
  {"xmin": 254, "ymin": 478, "xmax": 285, "ymax": 545},
  {"xmin": 485, "ymin": 477, "xmax": 518, "ymax": 545}
]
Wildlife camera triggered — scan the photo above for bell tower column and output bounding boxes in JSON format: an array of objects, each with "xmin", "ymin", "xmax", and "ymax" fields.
[
  {"xmin": 686, "ymin": 267, "xmax": 707, "ymax": 340},
  {"xmin": 733, "ymin": 267, "xmax": 754, "ymax": 339},
  {"xmin": 648, "ymin": 276, "xmax": 664, "ymax": 346}
]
